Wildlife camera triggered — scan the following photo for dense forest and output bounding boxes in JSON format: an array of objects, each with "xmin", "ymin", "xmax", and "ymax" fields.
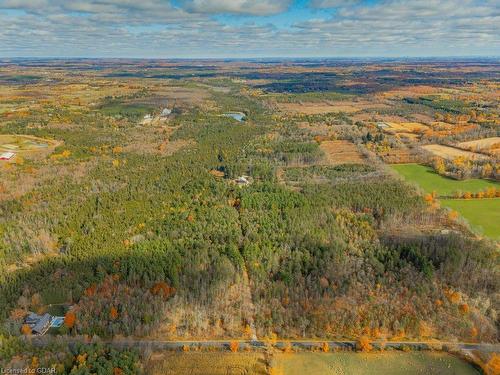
[{"xmin": 0, "ymin": 61, "xmax": 498, "ymax": 373}]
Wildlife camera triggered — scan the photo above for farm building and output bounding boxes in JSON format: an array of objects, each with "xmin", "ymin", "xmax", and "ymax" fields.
[
  {"xmin": 160, "ymin": 108, "xmax": 172, "ymax": 117},
  {"xmin": 0, "ymin": 151, "xmax": 15, "ymax": 160},
  {"xmin": 235, "ymin": 175, "xmax": 252, "ymax": 186},
  {"xmin": 223, "ymin": 112, "xmax": 246, "ymax": 122}
]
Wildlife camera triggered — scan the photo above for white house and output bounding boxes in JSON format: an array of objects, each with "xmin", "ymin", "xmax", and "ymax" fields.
[{"xmin": 160, "ymin": 108, "xmax": 172, "ymax": 117}]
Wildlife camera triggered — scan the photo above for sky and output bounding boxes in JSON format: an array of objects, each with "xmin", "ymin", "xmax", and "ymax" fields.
[{"xmin": 0, "ymin": 0, "xmax": 499, "ymax": 58}]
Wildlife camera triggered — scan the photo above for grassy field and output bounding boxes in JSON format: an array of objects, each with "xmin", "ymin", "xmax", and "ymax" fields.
[
  {"xmin": 391, "ymin": 164, "xmax": 499, "ymax": 196},
  {"xmin": 0, "ymin": 134, "xmax": 57, "ymax": 152},
  {"xmin": 145, "ymin": 352, "xmax": 267, "ymax": 375},
  {"xmin": 98, "ymin": 101, "xmax": 155, "ymax": 118},
  {"xmin": 441, "ymin": 198, "xmax": 500, "ymax": 239},
  {"xmin": 272, "ymin": 352, "xmax": 480, "ymax": 375},
  {"xmin": 144, "ymin": 351, "xmax": 480, "ymax": 375},
  {"xmin": 392, "ymin": 163, "xmax": 500, "ymax": 239}
]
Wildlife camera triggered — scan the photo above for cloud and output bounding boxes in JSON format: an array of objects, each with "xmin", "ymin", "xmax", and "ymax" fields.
[
  {"xmin": 0, "ymin": 0, "xmax": 498, "ymax": 57},
  {"xmin": 310, "ymin": 0, "xmax": 360, "ymax": 8},
  {"xmin": 180, "ymin": 0, "xmax": 291, "ymax": 15},
  {"xmin": 295, "ymin": 0, "xmax": 500, "ymax": 51}
]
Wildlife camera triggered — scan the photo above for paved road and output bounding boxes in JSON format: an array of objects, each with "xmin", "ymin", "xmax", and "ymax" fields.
[{"xmin": 29, "ymin": 336, "xmax": 500, "ymax": 353}]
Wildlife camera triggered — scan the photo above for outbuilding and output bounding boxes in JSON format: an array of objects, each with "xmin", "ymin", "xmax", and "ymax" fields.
[
  {"xmin": 0, "ymin": 152, "xmax": 15, "ymax": 160},
  {"xmin": 160, "ymin": 108, "xmax": 172, "ymax": 117}
]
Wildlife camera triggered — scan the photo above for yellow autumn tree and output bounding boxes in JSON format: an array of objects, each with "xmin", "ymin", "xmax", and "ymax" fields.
[
  {"xmin": 485, "ymin": 187, "xmax": 496, "ymax": 198},
  {"xmin": 482, "ymin": 163, "xmax": 493, "ymax": 178},
  {"xmin": 433, "ymin": 157, "xmax": 446, "ymax": 175},
  {"xmin": 448, "ymin": 210, "xmax": 459, "ymax": 221},
  {"xmin": 356, "ymin": 336, "xmax": 372, "ymax": 352}
]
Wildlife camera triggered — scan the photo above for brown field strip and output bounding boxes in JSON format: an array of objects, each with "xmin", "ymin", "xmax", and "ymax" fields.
[
  {"xmin": 422, "ymin": 144, "xmax": 489, "ymax": 161},
  {"xmin": 277, "ymin": 101, "xmax": 387, "ymax": 115},
  {"xmin": 457, "ymin": 137, "xmax": 500, "ymax": 155},
  {"xmin": 319, "ymin": 140, "xmax": 365, "ymax": 164},
  {"xmin": 383, "ymin": 122, "xmax": 430, "ymax": 133}
]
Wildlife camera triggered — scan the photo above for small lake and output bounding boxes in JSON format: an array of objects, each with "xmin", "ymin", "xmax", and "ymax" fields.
[{"xmin": 223, "ymin": 112, "xmax": 246, "ymax": 122}]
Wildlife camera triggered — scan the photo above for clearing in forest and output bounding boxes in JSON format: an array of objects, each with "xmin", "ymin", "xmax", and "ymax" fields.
[
  {"xmin": 422, "ymin": 144, "xmax": 489, "ymax": 161},
  {"xmin": 0, "ymin": 134, "xmax": 60, "ymax": 153},
  {"xmin": 319, "ymin": 140, "xmax": 365, "ymax": 165},
  {"xmin": 0, "ymin": 134, "xmax": 61, "ymax": 162},
  {"xmin": 272, "ymin": 352, "xmax": 480, "ymax": 375},
  {"xmin": 457, "ymin": 137, "xmax": 500, "ymax": 155}
]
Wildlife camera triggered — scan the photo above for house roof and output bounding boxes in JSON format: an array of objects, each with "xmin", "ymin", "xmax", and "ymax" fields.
[
  {"xmin": 25, "ymin": 312, "xmax": 43, "ymax": 324},
  {"xmin": 160, "ymin": 108, "xmax": 172, "ymax": 117},
  {"xmin": 32, "ymin": 313, "xmax": 52, "ymax": 334},
  {"xmin": 0, "ymin": 152, "xmax": 15, "ymax": 160}
]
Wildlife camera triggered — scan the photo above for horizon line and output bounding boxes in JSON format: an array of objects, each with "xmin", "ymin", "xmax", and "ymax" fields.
[{"xmin": 1, "ymin": 55, "xmax": 500, "ymax": 61}]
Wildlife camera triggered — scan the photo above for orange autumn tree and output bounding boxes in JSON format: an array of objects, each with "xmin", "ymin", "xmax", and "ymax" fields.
[
  {"xmin": 463, "ymin": 191, "xmax": 472, "ymax": 199},
  {"xmin": 483, "ymin": 353, "xmax": 500, "ymax": 375},
  {"xmin": 322, "ymin": 342, "xmax": 329, "ymax": 353},
  {"xmin": 424, "ymin": 193, "xmax": 434, "ymax": 204},
  {"xmin": 229, "ymin": 341, "xmax": 239, "ymax": 353},
  {"xmin": 110, "ymin": 306, "xmax": 119, "ymax": 320},
  {"xmin": 84, "ymin": 284, "xmax": 97, "ymax": 297},
  {"xmin": 21, "ymin": 324, "xmax": 32, "ymax": 335},
  {"xmin": 64, "ymin": 311, "xmax": 76, "ymax": 328},
  {"xmin": 150, "ymin": 282, "xmax": 176, "ymax": 299},
  {"xmin": 459, "ymin": 303, "xmax": 470, "ymax": 314}
]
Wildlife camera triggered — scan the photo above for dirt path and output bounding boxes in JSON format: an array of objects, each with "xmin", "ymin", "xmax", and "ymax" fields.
[
  {"xmin": 241, "ymin": 269, "xmax": 258, "ymax": 341},
  {"xmin": 276, "ymin": 167, "xmax": 285, "ymax": 184}
]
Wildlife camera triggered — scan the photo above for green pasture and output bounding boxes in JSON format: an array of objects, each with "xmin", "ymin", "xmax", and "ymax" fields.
[
  {"xmin": 392, "ymin": 163, "xmax": 500, "ymax": 239},
  {"xmin": 442, "ymin": 198, "xmax": 500, "ymax": 239},
  {"xmin": 391, "ymin": 164, "xmax": 499, "ymax": 197}
]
